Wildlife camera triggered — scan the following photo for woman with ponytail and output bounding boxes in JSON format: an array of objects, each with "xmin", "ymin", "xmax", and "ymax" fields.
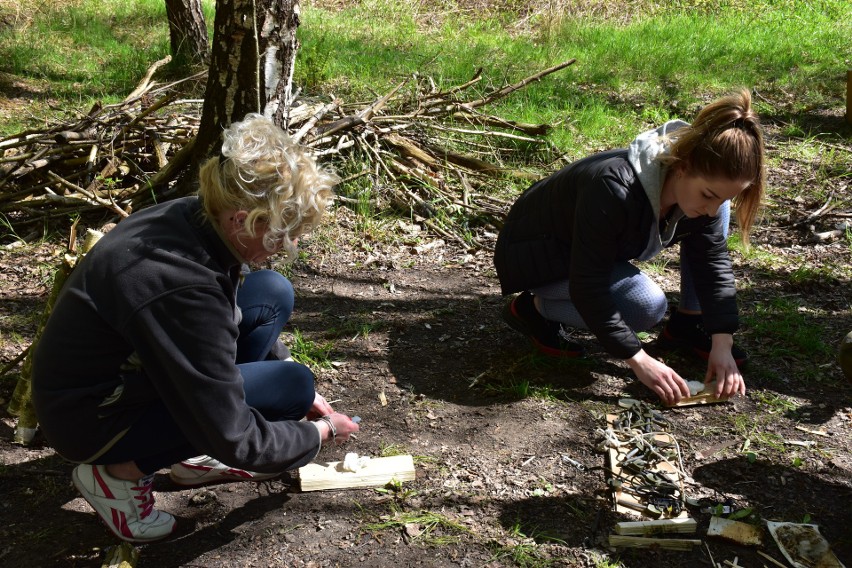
[{"xmin": 495, "ymin": 90, "xmax": 765, "ymax": 405}]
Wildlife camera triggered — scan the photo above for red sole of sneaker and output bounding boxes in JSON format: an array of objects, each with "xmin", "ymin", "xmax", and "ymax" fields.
[{"xmin": 531, "ymin": 338, "xmax": 584, "ymax": 358}]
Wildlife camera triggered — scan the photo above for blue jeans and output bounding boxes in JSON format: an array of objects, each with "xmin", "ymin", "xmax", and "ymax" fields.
[{"xmin": 98, "ymin": 270, "xmax": 315, "ymax": 474}]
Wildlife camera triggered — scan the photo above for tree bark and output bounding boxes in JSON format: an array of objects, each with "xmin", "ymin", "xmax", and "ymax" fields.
[
  {"xmin": 165, "ymin": 0, "xmax": 209, "ymax": 65},
  {"xmin": 179, "ymin": 0, "xmax": 301, "ymax": 193},
  {"xmin": 257, "ymin": 0, "xmax": 301, "ymax": 126}
]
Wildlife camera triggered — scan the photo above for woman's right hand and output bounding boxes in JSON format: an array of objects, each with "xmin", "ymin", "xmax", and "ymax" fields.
[
  {"xmin": 627, "ymin": 349, "xmax": 691, "ymax": 405},
  {"xmin": 314, "ymin": 412, "xmax": 360, "ymax": 444}
]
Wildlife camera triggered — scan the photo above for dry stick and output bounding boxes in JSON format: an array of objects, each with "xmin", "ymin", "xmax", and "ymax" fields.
[
  {"xmin": 0, "ymin": 146, "xmax": 51, "ymax": 187},
  {"xmin": 426, "ymin": 122, "xmax": 542, "ymax": 143},
  {"xmin": 46, "ymin": 171, "xmax": 129, "ymax": 218},
  {"xmin": 125, "ymin": 92, "xmax": 179, "ymax": 132},
  {"xmin": 130, "ymin": 136, "xmax": 196, "ymax": 208},
  {"xmin": 292, "ymin": 99, "xmax": 340, "ymax": 143},
  {"xmin": 791, "ymin": 192, "xmax": 834, "ymax": 227},
  {"xmin": 451, "ymin": 112, "xmax": 551, "ymax": 136},
  {"xmin": 420, "ymin": 68, "xmax": 483, "ymax": 101},
  {"xmin": 4, "ymin": 63, "xmax": 562, "ymax": 246},
  {"xmin": 356, "ymin": 136, "xmax": 427, "ymax": 215},
  {"xmin": 312, "ymin": 81, "xmax": 407, "ymax": 140},
  {"xmin": 0, "ymin": 346, "xmax": 29, "ymax": 380},
  {"xmin": 123, "ymin": 55, "xmax": 172, "ymax": 103},
  {"xmin": 424, "ymin": 218, "xmax": 473, "ymax": 249},
  {"xmin": 463, "ymin": 59, "xmax": 577, "ymax": 110},
  {"xmin": 756, "ymin": 550, "xmax": 789, "ymax": 568},
  {"xmin": 382, "ymin": 133, "xmax": 438, "ymax": 166},
  {"xmin": 0, "ymin": 132, "xmax": 46, "ymax": 150}
]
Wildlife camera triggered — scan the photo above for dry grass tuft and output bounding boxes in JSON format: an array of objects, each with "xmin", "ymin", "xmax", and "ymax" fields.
[{"xmin": 0, "ymin": 0, "xmax": 84, "ymax": 29}]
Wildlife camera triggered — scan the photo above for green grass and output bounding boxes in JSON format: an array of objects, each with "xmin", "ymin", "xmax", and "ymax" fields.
[
  {"xmin": 0, "ymin": 0, "xmax": 212, "ymax": 133},
  {"xmin": 296, "ymin": 0, "xmax": 851, "ymax": 156},
  {"xmin": 488, "ymin": 521, "xmax": 566, "ymax": 567},
  {"xmin": 3, "ymin": 0, "xmax": 848, "ymax": 151},
  {"xmin": 364, "ymin": 505, "xmax": 470, "ymax": 546},
  {"xmin": 287, "ymin": 328, "xmax": 335, "ymax": 369},
  {"xmin": 744, "ymin": 297, "xmax": 833, "ymax": 361}
]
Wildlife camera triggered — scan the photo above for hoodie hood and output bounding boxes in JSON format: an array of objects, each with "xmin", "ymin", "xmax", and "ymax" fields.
[{"xmin": 627, "ymin": 119, "xmax": 689, "ymax": 260}]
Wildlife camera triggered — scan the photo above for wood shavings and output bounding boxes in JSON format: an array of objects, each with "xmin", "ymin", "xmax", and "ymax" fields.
[{"xmin": 342, "ymin": 452, "xmax": 371, "ymax": 473}]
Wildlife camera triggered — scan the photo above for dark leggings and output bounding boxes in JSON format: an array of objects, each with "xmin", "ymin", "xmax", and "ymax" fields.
[{"xmin": 98, "ymin": 270, "xmax": 315, "ymax": 474}]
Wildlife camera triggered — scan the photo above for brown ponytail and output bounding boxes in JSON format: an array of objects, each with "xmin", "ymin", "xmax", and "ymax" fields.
[{"xmin": 668, "ymin": 89, "xmax": 765, "ymax": 245}]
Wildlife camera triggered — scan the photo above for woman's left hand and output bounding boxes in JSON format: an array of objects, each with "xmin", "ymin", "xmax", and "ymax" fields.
[
  {"xmin": 306, "ymin": 393, "xmax": 334, "ymax": 420},
  {"xmin": 706, "ymin": 334, "xmax": 746, "ymax": 398}
]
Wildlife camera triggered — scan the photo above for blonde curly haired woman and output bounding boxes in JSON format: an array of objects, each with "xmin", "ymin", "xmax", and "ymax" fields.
[{"xmin": 33, "ymin": 114, "xmax": 358, "ymax": 543}]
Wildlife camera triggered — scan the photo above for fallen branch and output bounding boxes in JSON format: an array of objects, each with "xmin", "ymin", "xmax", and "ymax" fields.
[{"xmin": 0, "ymin": 59, "xmax": 576, "ymax": 247}]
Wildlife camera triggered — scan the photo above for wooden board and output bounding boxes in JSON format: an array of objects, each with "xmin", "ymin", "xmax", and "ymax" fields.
[
  {"xmin": 298, "ymin": 455, "xmax": 415, "ymax": 492},
  {"xmin": 615, "ymin": 517, "xmax": 697, "ymax": 536},
  {"xmin": 608, "ymin": 535, "xmax": 702, "ymax": 550},
  {"xmin": 664, "ymin": 390, "xmax": 729, "ymax": 408},
  {"xmin": 606, "ymin": 414, "xmax": 688, "ymax": 519}
]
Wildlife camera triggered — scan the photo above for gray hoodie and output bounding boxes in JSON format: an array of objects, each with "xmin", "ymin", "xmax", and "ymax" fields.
[{"xmin": 627, "ymin": 119, "xmax": 689, "ymax": 260}]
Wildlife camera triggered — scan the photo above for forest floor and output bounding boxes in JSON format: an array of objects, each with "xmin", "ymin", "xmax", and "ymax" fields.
[{"xmin": 1, "ymin": 189, "xmax": 851, "ymax": 568}]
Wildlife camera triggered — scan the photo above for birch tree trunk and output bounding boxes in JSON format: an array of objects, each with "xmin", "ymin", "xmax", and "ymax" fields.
[
  {"xmin": 165, "ymin": 0, "xmax": 209, "ymax": 65},
  {"xmin": 179, "ymin": 0, "xmax": 301, "ymax": 190}
]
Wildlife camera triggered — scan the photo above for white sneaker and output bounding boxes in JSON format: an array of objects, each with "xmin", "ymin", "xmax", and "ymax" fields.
[
  {"xmin": 169, "ymin": 455, "xmax": 282, "ymax": 487},
  {"xmin": 72, "ymin": 464, "xmax": 176, "ymax": 543}
]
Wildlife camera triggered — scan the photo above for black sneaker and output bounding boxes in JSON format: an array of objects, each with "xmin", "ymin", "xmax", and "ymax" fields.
[
  {"xmin": 658, "ymin": 311, "xmax": 748, "ymax": 368},
  {"xmin": 501, "ymin": 291, "xmax": 584, "ymax": 358}
]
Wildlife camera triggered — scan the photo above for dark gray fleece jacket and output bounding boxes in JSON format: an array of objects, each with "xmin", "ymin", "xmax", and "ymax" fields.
[{"xmin": 32, "ymin": 197, "xmax": 320, "ymax": 472}]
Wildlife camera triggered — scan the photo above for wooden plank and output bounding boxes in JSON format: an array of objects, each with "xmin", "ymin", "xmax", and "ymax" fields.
[
  {"xmin": 608, "ymin": 535, "xmax": 702, "ymax": 550},
  {"xmin": 664, "ymin": 383, "xmax": 729, "ymax": 408},
  {"xmin": 298, "ymin": 455, "xmax": 415, "ymax": 492},
  {"xmin": 615, "ymin": 518, "xmax": 697, "ymax": 536}
]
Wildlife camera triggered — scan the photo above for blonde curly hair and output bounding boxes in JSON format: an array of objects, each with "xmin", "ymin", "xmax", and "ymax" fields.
[{"xmin": 198, "ymin": 113, "xmax": 339, "ymax": 262}]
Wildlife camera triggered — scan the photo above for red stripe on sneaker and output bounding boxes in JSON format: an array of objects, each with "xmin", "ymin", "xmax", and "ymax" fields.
[
  {"xmin": 92, "ymin": 466, "xmax": 116, "ymax": 499},
  {"xmin": 224, "ymin": 468, "xmax": 252, "ymax": 479},
  {"xmin": 112, "ymin": 509, "xmax": 133, "ymax": 539}
]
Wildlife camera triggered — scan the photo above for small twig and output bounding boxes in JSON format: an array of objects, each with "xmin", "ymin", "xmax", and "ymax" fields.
[
  {"xmin": 463, "ymin": 59, "xmax": 576, "ymax": 109},
  {"xmin": 790, "ymin": 192, "xmax": 834, "ymax": 227},
  {"xmin": 756, "ymin": 550, "xmax": 790, "ymax": 568},
  {"xmin": 292, "ymin": 99, "xmax": 340, "ymax": 143},
  {"xmin": 426, "ymin": 123, "xmax": 543, "ymax": 143},
  {"xmin": 0, "ymin": 346, "xmax": 29, "ymax": 379},
  {"xmin": 46, "ymin": 171, "xmax": 129, "ymax": 218},
  {"xmin": 123, "ymin": 55, "xmax": 172, "ymax": 103}
]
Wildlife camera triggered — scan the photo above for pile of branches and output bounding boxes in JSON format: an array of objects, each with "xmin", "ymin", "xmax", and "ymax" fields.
[{"xmin": 0, "ymin": 59, "xmax": 575, "ymax": 248}]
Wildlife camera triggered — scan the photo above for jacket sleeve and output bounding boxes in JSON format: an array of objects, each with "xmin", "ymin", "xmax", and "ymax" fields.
[
  {"xmin": 122, "ymin": 284, "xmax": 320, "ymax": 473},
  {"xmin": 568, "ymin": 169, "xmax": 644, "ymax": 359},
  {"xmin": 679, "ymin": 215, "xmax": 739, "ymax": 335}
]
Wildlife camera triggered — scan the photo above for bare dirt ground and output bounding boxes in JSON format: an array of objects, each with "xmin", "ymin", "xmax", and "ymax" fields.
[{"xmin": 1, "ymin": 186, "xmax": 851, "ymax": 568}]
